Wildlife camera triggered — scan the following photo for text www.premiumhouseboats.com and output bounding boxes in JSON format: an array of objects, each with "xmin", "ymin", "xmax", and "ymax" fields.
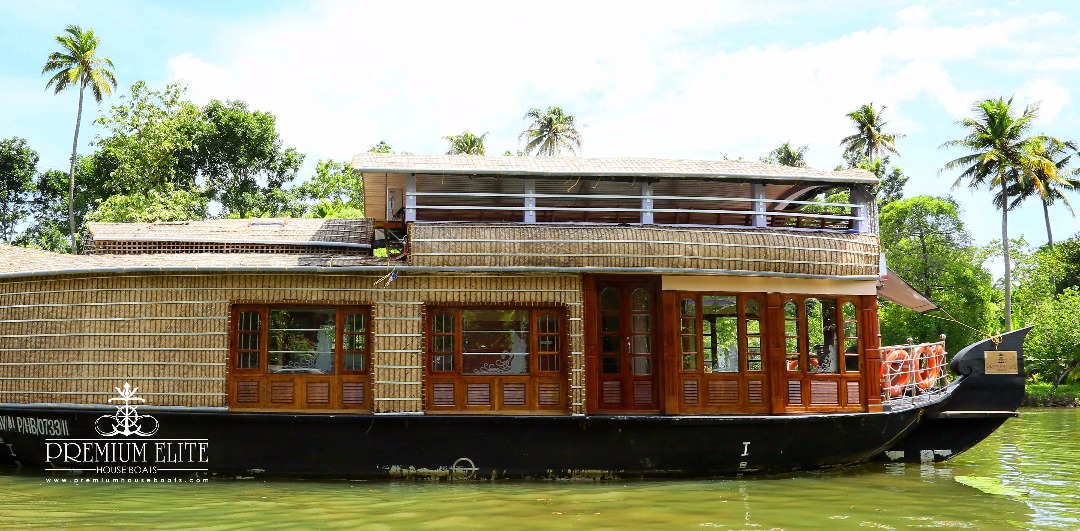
[{"xmin": 45, "ymin": 477, "xmax": 210, "ymax": 484}]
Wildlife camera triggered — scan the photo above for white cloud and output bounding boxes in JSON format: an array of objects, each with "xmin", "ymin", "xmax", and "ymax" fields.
[
  {"xmin": 162, "ymin": 1, "xmax": 1071, "ymax": 187},
  {"xmin": 1014, "ymin": 78, "xmax": 1071, "ymax": 123}
]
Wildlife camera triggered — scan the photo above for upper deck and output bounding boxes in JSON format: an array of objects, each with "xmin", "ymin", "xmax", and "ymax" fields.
[{"xmin": 354, "ymin": 153, "xmax": 878, "ymax": 232}]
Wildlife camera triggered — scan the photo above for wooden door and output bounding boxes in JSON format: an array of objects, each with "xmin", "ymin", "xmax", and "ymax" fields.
[{"xmin": 595, "ymin": 280, "xmax": 660, "ymax": 412}]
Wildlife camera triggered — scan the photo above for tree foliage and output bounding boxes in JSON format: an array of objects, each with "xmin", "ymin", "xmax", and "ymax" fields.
[
  {"xmin": 761, "ymin": 142, "xmax": 808, "ymax": 167},
  {"xmin": 840, "ymin": 103, "xmax": 903, "ymax": 161},
  {"xmin": 0, "ymin": 137, "xmax": 38, "ymax": 242},
  {"xmin": 291, "ymin": 159, "xmax": 365, "ymax": 218},
  {"xmin": 444, "ymin": 131, "xmax": 487, "ymax": 155},
  {"xmin": 42, "ymin": 24, "xmax": 117, "ymax": 252},
  {"xmin": 88, "ymin": 81, "xmax": 304, "ymax": 219},
  {"xmin": 878, "ymin": 196, "xmax": 997, "ymax": 353},
  {"xmin": 519, "ymin": 106, "xmax": 582, "ymax": 156},
  {"xmin": 941, "ymin": 97, "xmax": 1053, "ymax": 331}
]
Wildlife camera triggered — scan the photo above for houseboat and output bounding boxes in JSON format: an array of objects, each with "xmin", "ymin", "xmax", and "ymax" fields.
[{"xmin": 0, "ymin": 154, "xmax": 1026, "ymax": 479}]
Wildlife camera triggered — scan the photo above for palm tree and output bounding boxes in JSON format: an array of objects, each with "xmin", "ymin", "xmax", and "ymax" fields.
[
  {"xmin": 762, "ymin": 142, "xmax": 808, "ymax": 167},
  {"xmin": 519, "ymin": 106, "xmax": 582, "ymax": 156},
  {"xmin": 940, "ymin": 97, "xmax": 1054, "ymax": 331},
  {"xmin": 994, "ymin": 137, "xmax": 1079, "ymax": 250},
  {"xmin": 840, "ymin": 103, "xmax": 903, "ymax": 161},
  {"xmin": 444, "ymin": 131, "xmax": 488, "ymax": 155},
  {"xmin": 42, "ymin": 25, "xmax": 117, "ymax": 252}
]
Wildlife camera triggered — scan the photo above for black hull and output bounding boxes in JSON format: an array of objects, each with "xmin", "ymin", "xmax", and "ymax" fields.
[
  {"xmin": 0, "ymin": 407, "xmax": 920, "ymax": 479},
  {"xmin": 875, "ymin": 328, "xmax": 1031, "ymax": 464}
]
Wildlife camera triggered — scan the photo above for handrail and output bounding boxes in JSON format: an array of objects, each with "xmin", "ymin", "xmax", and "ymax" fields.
[
  {"xmin": 880, "ymin": 338, "xmax": 949, "ymax": 404},
  {"xmin": 410, "ymin": 191, "xmax": 860, "ymax": 209},
  {"xmin": 411, "ymin": 204, "xmax": 863, "ymax": 221}
]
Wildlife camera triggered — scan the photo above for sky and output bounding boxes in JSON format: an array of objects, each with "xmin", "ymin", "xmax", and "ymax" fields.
[{"xmin": 2, "ymin": 0, "xmax": 1079, "ymax": 263}]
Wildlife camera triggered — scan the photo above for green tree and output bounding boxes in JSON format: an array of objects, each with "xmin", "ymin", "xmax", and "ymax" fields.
[
  {"xmin": 85, "ymin": 185, "xmax": 209, "ymax": 223},
  {"xmin": 761, "ymin": 142, "xmax": 808, "ymax": 167},
  {"xmin": 369, "ymin": 141, "xmax": 394, "ymax": 154},
  {"xmin": 444, "ymin": 131, "xmax": 488, "ymax": 155},
  {"xmin": 876, "ymin": 165, "xmax": 909, "ymax": 207},
  {"xmin": 840, "ymin": 103, "xmax": 903, "ymax": 161},
  {"xmin": 15, "ymin": 169, "xmax": 73, "ymax": 252},
  {"xmin": 293, "ymin": 159, "xmax": 365, "ymax": 217},
  {"xmin": 940, "ymin": 97, "xmax": 1054, "ymax": 331},
  {"xmin": 1024, "ymin": 287, "xmax": 1080, "ymax": 387},
  {"xmin": 194, "ymin": 99, "xmax": 304, "ymax": 217},
  {"xmin": 0, "ymin": 138, "xmax": 38, "ymax": 243},
  {"xmin": 91, "ymin": 81, "xmax": 201, "ymax": 195},
  {"xmin": 878, "ymin": 196, "xmax": 996, "ymax": 353},
  {"xmin": 994, "ymin": 137, "xmax": 1079, "ymax": 251},
  {"xmin": 88, "ymin": 81, "xmax": 304, "ymax": 220},
  {"xmin": 42, "ymin": 24, "xmax": 117, "ymax": 252},
  {"xmin": 519, "ymin": 106, "xmax": 582, "ymax": 156}
]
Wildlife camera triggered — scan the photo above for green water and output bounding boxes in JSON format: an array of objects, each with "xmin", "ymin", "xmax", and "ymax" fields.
[{"xmin": 2, "ymin": 409, "xmax": 1077, "ymax": 530}]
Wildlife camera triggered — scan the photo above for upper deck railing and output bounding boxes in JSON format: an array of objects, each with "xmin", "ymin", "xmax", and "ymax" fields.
[{"xmin": 401, "ymin": 176, "xmax": 872, "ymax": 233}]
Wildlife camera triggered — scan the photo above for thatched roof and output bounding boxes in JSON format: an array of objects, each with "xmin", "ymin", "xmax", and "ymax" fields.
[
  {"xmin": 409, "ymin": 223, "xmax": 880, "ymax": 279},
  {"xmin": 352, "ymin": 153, "xmax": 877, "ymax": 184},
  {"xmin": 0, "ymin": 244, "xmax": 387, "ymax": 277},
  {"xmin": 84, "ymin": 218, "xmax": 374, "ymax": 255}
]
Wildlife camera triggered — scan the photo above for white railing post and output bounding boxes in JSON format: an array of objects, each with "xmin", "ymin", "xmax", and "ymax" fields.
[
  {"xmin": 750, "ymin": 183, "xmax": 766, "ymax": 227},
  {"xmin": 641, "ymin": 181, "xmax": 654, "ymax": 224},
  {"xmin": 850, "ymin": 186, "xmax": 869, "ymax": 232},
  {"xmin": 523, "ymin": 179, "xmax": 536, "ymax": 223},
  {"xmin": 405, "ymin": 173, "xmax": 417, "ymax": 222}
]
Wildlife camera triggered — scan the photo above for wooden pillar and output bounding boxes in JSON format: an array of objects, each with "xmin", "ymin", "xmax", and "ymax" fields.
[
  {"xmin": 765, "ymin": 293, "xmax": 787, "ymax": 413},
  {"xmin": 660, "ymin": 290, "xmax": 680, "ymax": 414},
  {"xmin": 861, "ymin": 295, "xmax": 883, "ymax": 411},
  {"xmin": 583, "ymin": 274, "xmax": 598, "ymax": 414}
]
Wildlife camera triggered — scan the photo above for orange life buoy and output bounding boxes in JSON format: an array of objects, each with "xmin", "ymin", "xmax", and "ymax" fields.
[
  {"xmin": 786, "ymin": 357, "xmax": 820, "ymax": 371},
  {"xmin": 917, "ymin": 344, "xmax": 946, "ymax": 390},
  {"xmin": 880, "ymin": 348, "xmax": 913, "ymax": 397}
]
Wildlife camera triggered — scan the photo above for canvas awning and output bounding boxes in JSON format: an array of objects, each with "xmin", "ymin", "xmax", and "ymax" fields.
[{"xmin": 878, "ymin": 267, "xmax": 939, "ymax": 313}]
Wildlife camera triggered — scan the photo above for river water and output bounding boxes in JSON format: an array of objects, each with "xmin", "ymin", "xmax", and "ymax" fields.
[{"xmin": 1, "ymin": 408, "xmax": 1077, "ymax": 530}]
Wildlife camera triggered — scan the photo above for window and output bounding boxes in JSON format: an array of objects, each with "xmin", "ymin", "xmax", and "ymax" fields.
[
  {"xmin": 679, "ymin": 293, "xmax": 764, "ymax": 375},
  {"xmin": 782, "ymin": 296, "xmax": 859, "ymax": 376},
  {"xmin": 780, "ymin": 295, "xmax": 863, "ymax": 410},
  {"xmin": 676, "ymin": 292, "xmax": 768, "ymax": 413},
  {"xmin": 229, "ymin": 305, "xmax": 371, "ymax": 410},
  {"xmin": 427, "ymin": 306, "xmax": 566, "ymax": 412}
]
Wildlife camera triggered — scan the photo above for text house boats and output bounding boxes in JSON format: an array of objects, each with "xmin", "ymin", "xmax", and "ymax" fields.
[{"xmin": 0, "ymin": 154, "xmax": 1027, "ymax": 479}]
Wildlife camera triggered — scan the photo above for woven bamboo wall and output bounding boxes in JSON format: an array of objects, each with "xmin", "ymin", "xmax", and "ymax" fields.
[
  {"xmin": 0, "ymin": 273, "xmax": 584, "ymax": 413},
  {"xmin": 410, "ymin": 224, "xmax": 880, "ymax": 278}
]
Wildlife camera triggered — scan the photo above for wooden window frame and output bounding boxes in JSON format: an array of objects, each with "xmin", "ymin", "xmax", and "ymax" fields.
[
  {"xmin": 228, "ymin": 304, "xmax": 372, "ymax": 411},
  {"xmin": 673, "ymin": 292, "xmax": 769, "ymax": 414},
  {"xmin": 778, "ymin": 294, "xmax": 863, "ymax": 411},
  {"xmin": 425, "ymin": 305, "xmax": 568, "ymax": 414}
]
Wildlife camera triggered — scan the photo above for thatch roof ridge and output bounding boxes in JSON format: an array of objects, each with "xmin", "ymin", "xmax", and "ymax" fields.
[
  {"xmin": 351, "ymin": 153, "xmax": 877, "ymax": 184},
  {"xmin": 85, "ymin": 218, "xmax": 374, "ymax": 247},
  {"xmin": 0, "ymin": 244, "xmax": 386, "ymax": 275}
]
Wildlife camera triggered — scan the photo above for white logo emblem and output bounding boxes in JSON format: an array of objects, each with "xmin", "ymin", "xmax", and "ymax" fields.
[{"xmin": 94, "ymin": 383, "xmax": 159, "ymax": 437}]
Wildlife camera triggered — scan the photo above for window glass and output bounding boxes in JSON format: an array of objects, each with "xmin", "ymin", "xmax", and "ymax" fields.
[
  {"xmin": 600, "ymin": 287, "xmax": 619, "ymax": 311},
  {"xmin": 342, "ymin": 312, "xmax": 367, "ymax": 371},
  {"xmin": 745, "ymin": 297, "xmax": 763, "ymax": 372},
  {"xmin": 236, "ymin": 311, "xmax": 261, "ymax": 369},
  {"xmin": 432, "ymin": 312, "xmax": 455, "ymax": 372},
  {"xmin": 268, "ymin": 308, "xmax": 336, "ymax": 374},
  {"xmin": 805, "ymin": 298, "xmax": 839, "ymax": 373},
  {"xmin": 842, "ymin": 301, "xmax": 859, "ymax": 372},
  {"xmin": 703, "ymin": 295, "xmax": 739, "ymax": 373},
  {"xmin": 462, "ymin": 309, "xmax": 529, "ymax": 375},
  {"xmin": 631, "ymin": 288, "xmax": 651, "ymax": 311},
  {"xmin": 680, "ymin": 297, "xmax": 697, "ymax": 371},
  {"xmin": 784, "ymin": 300, "xmax": 800, "ymax": 371},
  {"xmin": 537, "ymin": 312, "xmax": 560, "ymax": 372}
]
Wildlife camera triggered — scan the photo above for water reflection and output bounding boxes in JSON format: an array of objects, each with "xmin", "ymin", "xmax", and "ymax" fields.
[{"xmin": 1, "ymin": 409, "xmax": 1077, "ymax": 529}]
